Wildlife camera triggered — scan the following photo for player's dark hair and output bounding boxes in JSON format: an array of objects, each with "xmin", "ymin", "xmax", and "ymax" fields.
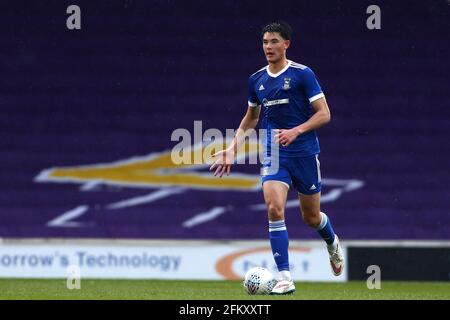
[{"xmin": 261, "ymin": 21, "xmax": 293, "ymax": 40}]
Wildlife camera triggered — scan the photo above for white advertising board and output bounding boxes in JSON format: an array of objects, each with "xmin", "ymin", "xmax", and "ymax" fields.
[{"xmin": 0, "ymin": 242, "xmax": 347, "ymax": 281}]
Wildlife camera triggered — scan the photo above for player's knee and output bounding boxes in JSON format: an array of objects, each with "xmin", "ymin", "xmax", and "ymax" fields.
[
  {"xmin": 301, "ymin": 209, "xmax": 321, "ymax": 228},
  {"xmin": 267, "ymin": 203, "xmax": 284, "ymax": 221}
]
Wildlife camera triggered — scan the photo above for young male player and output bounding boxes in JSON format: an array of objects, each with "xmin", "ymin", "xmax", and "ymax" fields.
[{"xmin": 210, "ymin": 21, "xmax": 344, "ymax": 295}]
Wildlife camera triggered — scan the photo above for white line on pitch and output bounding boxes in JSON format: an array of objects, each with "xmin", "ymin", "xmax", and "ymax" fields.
[
  {"xmin": 182, "ymin": 206, "xmax": 228, "ymax": 228},
  {"xmin": 106, "ymin": 187, "xmax": 185, "ymax": 210}
]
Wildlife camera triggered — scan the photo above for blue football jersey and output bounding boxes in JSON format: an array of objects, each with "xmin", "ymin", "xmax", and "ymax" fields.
[{"xmin": 248, "ymin": 60, "xmax": 325, "ymax": 157}]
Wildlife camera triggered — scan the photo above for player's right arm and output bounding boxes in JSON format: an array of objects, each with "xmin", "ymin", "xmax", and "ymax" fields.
[{"xmin": 209, "ymin": 105, "xmax": 261, "ymax": 177}]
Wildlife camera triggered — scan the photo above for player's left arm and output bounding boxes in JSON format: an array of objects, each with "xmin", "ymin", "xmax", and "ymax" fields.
[
  {"xmin": 296, "ymin": 97, "xmax": 331, "ymax": 134},
  {"xmin": 275, "ymin": 97, "xmax": 331, "ymax": 147}
]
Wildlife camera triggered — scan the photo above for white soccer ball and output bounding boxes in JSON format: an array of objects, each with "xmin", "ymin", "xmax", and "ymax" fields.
[{"xmin": 243, "ymin": 267, "xmax": 277, "ymax": 295}]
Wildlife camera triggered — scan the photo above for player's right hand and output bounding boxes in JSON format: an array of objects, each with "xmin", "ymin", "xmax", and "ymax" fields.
[{"xmin": 209, "ymin": 149, "xmax": 235, "ymax": 178}]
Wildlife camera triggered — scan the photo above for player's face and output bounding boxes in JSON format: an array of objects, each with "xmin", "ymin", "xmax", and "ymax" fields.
[{"xmin": 263, "ymin": 32, "xmax": 290, "ymax": 63}]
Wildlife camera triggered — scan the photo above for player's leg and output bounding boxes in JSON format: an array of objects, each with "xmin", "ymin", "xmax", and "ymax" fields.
[
  {"xmin": 298, "ymin": 192, "xmax": 343, "ymax": 275},
  {"xmin": 298, "ymin": 192, "xmax": 335, "ymax": 245},
  {"xmin": 263, "ymin": 180, "xmax": 289, "ymax": 275},
  {"xmin": 263, "ymin": 180, "xmax": 295, "ymax": 295},
  {"xmin": 262, "ymin": 180, "xmax": 295, "ymax": 294},
  {"xmin": 261, "ymin": 155, "xmax": 296, "ymax": 294},
  {"xmin": 289, "ymin": 154, "xmax": 344, "ymax": 276}
]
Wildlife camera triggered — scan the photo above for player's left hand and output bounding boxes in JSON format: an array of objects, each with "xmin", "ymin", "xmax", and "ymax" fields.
[{"xmin": 274, "ymin": 128, "xmax": 299, "ymax": 147}]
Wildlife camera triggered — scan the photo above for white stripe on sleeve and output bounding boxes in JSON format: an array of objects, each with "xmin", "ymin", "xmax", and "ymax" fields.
[{"xmin": 309, "ymin": 93, "xmax": 325, "ymax": 103}]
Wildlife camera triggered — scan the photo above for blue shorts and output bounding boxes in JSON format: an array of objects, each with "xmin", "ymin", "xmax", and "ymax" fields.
[{"xmin": 261, "ymin": 154, "xmax": 322, "ymax": 195}]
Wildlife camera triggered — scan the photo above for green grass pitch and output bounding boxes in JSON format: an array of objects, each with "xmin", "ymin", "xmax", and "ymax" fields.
[{"xmin": 0, "ymin": 279, "xmax": 449, "ymax": 300}]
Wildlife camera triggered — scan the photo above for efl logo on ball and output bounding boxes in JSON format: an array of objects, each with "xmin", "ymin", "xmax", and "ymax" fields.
[{"xmin": 243, "ymin": 267, "xmax": 276, "ymax": 295}]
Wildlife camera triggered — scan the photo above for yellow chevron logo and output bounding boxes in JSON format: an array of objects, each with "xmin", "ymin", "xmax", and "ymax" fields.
[{"xmin": 35, "ymin": 141, "xmax": 261, "ymax": 191}]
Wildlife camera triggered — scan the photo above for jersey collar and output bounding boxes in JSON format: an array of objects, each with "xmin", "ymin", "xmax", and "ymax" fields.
[{"xmin": 266, "ymin": 60, "xmax": 291, "ymax": 78}]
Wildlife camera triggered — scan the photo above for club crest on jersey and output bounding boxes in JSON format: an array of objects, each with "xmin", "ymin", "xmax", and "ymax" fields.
[{"xmin": 282, "ymin": 77, "xmax": 291, "ymax": 90}]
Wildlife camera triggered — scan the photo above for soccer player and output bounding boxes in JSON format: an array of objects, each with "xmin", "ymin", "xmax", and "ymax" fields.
[{"xmin": 210, "ymin": 21, "xmax": 344, "ymax": 295}]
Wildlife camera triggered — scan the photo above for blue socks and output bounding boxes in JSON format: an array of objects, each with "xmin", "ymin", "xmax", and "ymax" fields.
[
  {"xmin": 269, "ymin": 213, "xmax": 336, "ymax": 279},
  {"xmin": 269, "ymin": 220, "xmax": 290, "ymax": 274},
  {"xmin": 316, "ymin": 212, "xmax": 336, "ymax": 245}
]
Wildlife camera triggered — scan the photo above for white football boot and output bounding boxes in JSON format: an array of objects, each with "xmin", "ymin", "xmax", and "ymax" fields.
[
  {"xmin": 270, "ymin": 280, "xmax": 296, "ymax": 295},
  {"xmin": 328, "ymin": 235, "xmax": 344, "ymax": 276}
]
